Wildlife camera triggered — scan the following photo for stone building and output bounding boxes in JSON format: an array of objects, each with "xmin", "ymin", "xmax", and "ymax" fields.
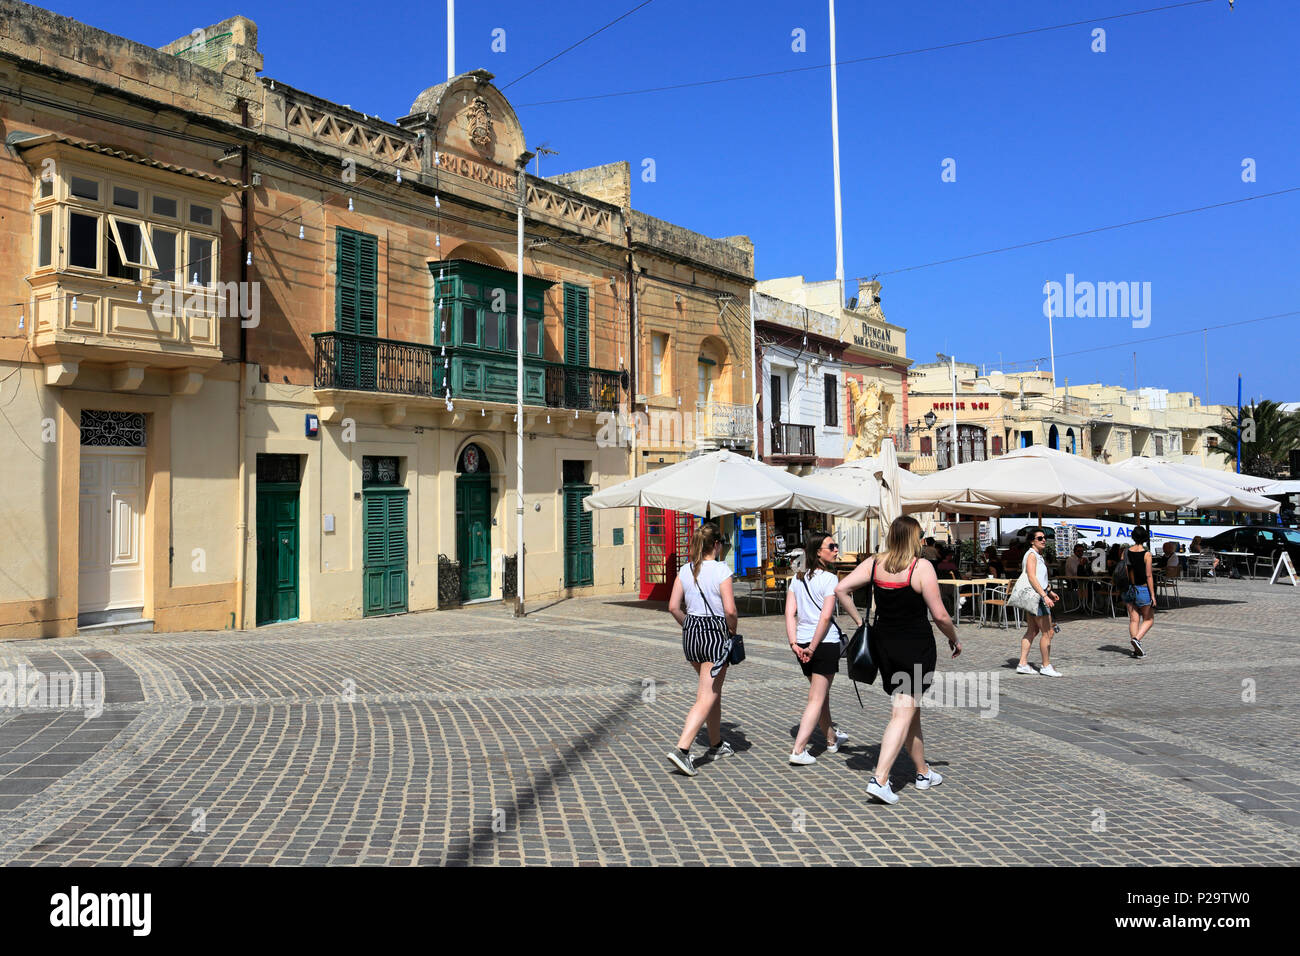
[{"xmin": 0, "ymin": 2, "xmax": 752, "ymax": 634}]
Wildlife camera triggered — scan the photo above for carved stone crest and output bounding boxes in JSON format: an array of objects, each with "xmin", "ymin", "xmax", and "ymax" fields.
[{"xmin": 465, "ymin": 95, "xmax": 494, "ymax": 154}]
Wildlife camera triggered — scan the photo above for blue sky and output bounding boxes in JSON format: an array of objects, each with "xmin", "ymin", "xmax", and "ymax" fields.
[{"xmin": 43, "ymin": 0, "xmax": 1300, "ymax": 405}]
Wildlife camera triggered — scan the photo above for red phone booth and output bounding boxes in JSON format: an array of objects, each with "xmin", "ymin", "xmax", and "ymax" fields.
[{"xmin": 639, "ymin": 507, "xmax": 698, "ymax": 601}]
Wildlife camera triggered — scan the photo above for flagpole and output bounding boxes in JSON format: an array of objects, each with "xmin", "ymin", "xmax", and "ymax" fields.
[
  {"xmin": 828, "ymin": 0, "xmax": 845, "ymax": 306},
  {"xmin": 446, "ymin": 0, "xmax": 455, "ymax": 80}
]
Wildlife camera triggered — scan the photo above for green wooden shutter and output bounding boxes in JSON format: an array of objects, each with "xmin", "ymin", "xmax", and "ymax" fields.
[
  {"xmin": 563, "ymin": 284, "xmax": 590, "ymax": 367},
  {"xmin": 336, "ymin": 228, "xmax": 379, "ymax": 389},
  {"xmin": 336, "ymin": 229, "xmax": 359, "ymax": 333},
  {"xmin": 357, "ymin": 233, "xmax": 378, "ymax": 336},
  {"xmin": 363, "ymin": 494, "xmax": 388, "ymax": 566}
]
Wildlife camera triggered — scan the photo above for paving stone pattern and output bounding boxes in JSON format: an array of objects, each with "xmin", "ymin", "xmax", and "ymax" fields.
[{"xmin": 0, "ymin": 577, "xmax": 1297, "ymax": 865}]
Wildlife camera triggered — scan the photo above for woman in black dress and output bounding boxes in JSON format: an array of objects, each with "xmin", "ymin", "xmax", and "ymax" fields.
[{"xmin": 834, "ymin": 516, "xmax": 961, "ymax": 806}]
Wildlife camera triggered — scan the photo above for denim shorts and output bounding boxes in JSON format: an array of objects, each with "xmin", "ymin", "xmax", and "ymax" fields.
[{"xmin": 1129, "ymin": 585, "xmax": 1152, "ymax": 608}]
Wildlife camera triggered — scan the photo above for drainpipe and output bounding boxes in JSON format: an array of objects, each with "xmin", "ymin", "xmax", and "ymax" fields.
[
  {"xmin": 626, "ymin": 223, "xmax": 639, "ymax": 593},
  {"xmin": 233, "ymin": 111, "xmax": 252, "ymax": 630}
]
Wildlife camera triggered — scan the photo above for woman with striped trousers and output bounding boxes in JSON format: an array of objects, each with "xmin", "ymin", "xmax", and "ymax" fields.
[{"xmin": 666, "ymin": 522, "xmax": 739, "ymax": 777}]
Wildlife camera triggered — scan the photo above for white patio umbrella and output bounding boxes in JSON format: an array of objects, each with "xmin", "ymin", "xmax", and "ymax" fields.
[
  {"xmin": 907, "ymin": 445, "xmax": 1197, "ymax": 516},
  {"xmin": 808, "ymin": 457, "xmax": 1000, "ymax": 517},
  {"xmin": 1163, "ymin": 460, "xmax": 1285, "ymax": 498},
  {"xmin": 582, "ymin": 449, "xmax": 870, "ymax": 519},
  {"xmin": 1111, "ymin": 457, "xmax": 1280, "ymax": 513}
]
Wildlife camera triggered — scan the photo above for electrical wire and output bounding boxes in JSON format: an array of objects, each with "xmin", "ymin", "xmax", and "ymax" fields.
[
  {"xmin": 516, "ymin": 0, "xmax": 1218, "ymax": 107},
  {"xmin": 501, "ymin": 0, "xmax": 657, "ymax": 92}
]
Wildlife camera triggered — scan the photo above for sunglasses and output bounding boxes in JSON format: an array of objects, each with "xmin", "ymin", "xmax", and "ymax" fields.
[
  {"xmin": 1033, "ymin": 536, "xmax": 1046, "ymax": 542},
  {"xmin": 823, "ymin": 542, "xmax": 840, "ymax": 552}
]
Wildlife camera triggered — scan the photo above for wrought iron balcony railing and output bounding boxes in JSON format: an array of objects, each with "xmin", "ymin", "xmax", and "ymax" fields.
[
  {"xmin": 313, "ymin": 331, "xmax": 624, "ymax": 412},
  {"xmin": 770, "ymin": 422, "xmax": 816, "ymax": 459},
  {"xmin": 696, "ymin": 401, "xmax": 755, "ymax": 443}
]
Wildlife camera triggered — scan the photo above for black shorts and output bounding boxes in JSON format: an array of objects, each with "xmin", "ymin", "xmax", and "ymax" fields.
[{"xmin": 797, "ymin": 640, "xmax": 840, "ymax": 678}]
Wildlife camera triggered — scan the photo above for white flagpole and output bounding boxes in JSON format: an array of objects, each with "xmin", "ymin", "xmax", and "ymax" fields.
[
  {"xmin": 828, "ymin": 0, "xmax": 845, "ymax": 306},
  {"xmin": 447, "ymin": 0, "xmax": 456, "ymax": 80}
]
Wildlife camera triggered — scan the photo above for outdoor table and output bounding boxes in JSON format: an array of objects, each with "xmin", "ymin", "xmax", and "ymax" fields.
[
  {"xmin": 1215, "ymin": 551, "xmax": 1254, "ymax": 577},
  {"xmin": 937, "ymin": 578, "xmax": 1011, "ymax": 622},
  {"xmin": 1051, "ymin": 575, "xmax": 1097, "ymax": 615}
]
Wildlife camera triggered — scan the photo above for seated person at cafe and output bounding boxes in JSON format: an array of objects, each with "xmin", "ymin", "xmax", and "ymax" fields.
[
  {"xmin": 922, "ymin": 537, "xmax": 940, "ymax": 561},
  {"xmin": 935, "ymin": 546, "xmax": 961, "ymax": 578},
  {"xmin": 1190, "ymin": 536, "xmax": 1220, "ymax": 577},
  {"xmin": 1065, "ymin": 543, "xmax": 1090, "ymax": 577},
  {"xmin": 983, "ymin": 545, "xmax": 1006, "ymax": 578},
  {"xmin": 1106, "ymin": 543, "xmax": 1124, "ymax": 569},
  {"xmin": 1161, "ymin": 541, "xmax": 1181, "ymax": 572}
]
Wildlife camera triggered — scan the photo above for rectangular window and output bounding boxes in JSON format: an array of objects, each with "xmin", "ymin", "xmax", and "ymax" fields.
[
  {"xmin": 770, "ymin": 373, "xmax": 782, "ymax": 423},
  {"xmin": 189, "ymin": 203, "xmax": 214, "ymax": 227},
  {"xmin": 188, "ymin": 235, "xmax": 214, "ymax": 286},
  {"xmin": 485, "ymin": 312, "xmax": 501, "ymax": 350},
  {"xmin": 435, "ymin": 302, "xmax": 453, "ymax": 345},
  {"xmin": 152, "ymin": 195, "xmax": 178, "ymax": 218},
  {"xmin": 38, "ymin": 178, "xmax": 53, "ymax": 199},
  {"xmin": 70, "ymin": 176, "xmax": 99, "ymax": 201},
  {"xmin": 651, "ymin": 333, "xmax": 667, "ymax": 394},
  {"xmin": 920, "ymin": 436, "xmax": 933, "ymax": 455},
  {"xmin": 67, "ymin": 212, "xmax": 98, "ymax": 269},
  {"xmin": 152, "ymin": 228, "xmax": 177, "ymax": 282},
  {"xmin": 563, "ymin": 284, "xmax": 590, "ymax": 368},
  {"xmin": 505, "ymin": 314, "xmax": 518, "ymax": 352},
  {"xmin": 37, "ymin": 212, "xmax": 52, "ymax": 268},
  {"xmin": 460, "ymin": 304, "xmax": 478, "ymax": 346},
  {"xmin": 107, "ymin": 216, "xmax": 156, "ymax": 270},
  {"xmin": 526, "ymin": 315, "xmax": 542, "ymax": 355},
  {"xmin": 112, "ymin": 186, "xmax": 139, "ymax": 209},
  {"xmin": 824, "ymin": 373, "xmax": 838, "ymax": 427}
]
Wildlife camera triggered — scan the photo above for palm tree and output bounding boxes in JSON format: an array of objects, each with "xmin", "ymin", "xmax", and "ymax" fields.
[{"xmin": 1207, "ymin": 400, "xmax": 1300, "ymax": 477}]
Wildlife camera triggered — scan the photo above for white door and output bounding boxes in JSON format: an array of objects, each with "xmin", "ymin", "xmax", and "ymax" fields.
[{"xmin": 79, "ymin": 449, "xmax": 145, "ymax": 612}]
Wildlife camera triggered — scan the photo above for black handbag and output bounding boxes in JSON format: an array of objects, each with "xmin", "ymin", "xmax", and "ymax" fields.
[{"xmin": 844, "ymin": 562, "xmax": 878, "ymax": 706}]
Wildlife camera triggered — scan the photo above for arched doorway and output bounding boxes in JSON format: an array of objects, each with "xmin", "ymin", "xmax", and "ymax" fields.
[
  {"xmin": 1048, "ymin": 424, "xmax": 1060, "ymax": 450},
  {"xmin": 456, "ymin": 443, "xmax": 492, "ymax": 601},
  {"xmin": 1066, "ymin": 428, "xmax": 1076, "ymax": 454}
]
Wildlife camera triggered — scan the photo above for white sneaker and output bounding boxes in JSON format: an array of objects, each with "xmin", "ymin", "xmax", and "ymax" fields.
[
  {"xmin": 1039, "ymin": 665, "xmax": 1062, "ymax": 677},
  {"xmin": 1015, "ymin": 664, "xmax": 1037, "ymax": 675},
  {"xmin": 915, "ymin": 768, "xmax": 943, "ymax": 791},
  {"xmin": 867, "ymin": 776, "xmax": 899, "ymax": 805},
  {"xmin": 788, "ymin": 749, "xmax": 816, "ymax": 766},
  {"xmin": 825, "ymin": 727, "xmax": 849, "ymax": 753}
]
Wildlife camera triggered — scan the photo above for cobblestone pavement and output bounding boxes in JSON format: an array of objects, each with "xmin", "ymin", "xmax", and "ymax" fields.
[{"xmin": 1, "ymin": 576, "xmax": 1297, "ymax": 865}]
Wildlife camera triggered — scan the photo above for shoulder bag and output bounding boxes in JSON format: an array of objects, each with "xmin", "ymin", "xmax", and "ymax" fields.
[
  {"xmin": 1009, "ymin": 560, "xmax": 1042, "ymax": 615},
  {"xmin": 843, "ymin": 561, "xmax": 878, "ymax": 704}
]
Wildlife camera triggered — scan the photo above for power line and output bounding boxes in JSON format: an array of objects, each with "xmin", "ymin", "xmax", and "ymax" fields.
[
  {"xmin": 501, "ymin": 0, "xmax": 657, "ymax": 92},
  {"xmin": 862, "ymin": 187, "xmax": 1300, "ymax": 278},
  {"xmin": 517, "ymin": 0, "xmax": 1217, "ymax": 106}
]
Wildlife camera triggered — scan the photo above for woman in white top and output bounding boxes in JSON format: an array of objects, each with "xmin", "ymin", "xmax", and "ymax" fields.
[
  {"xmin": 665, "ymin": 522, "xmax": 739, "ymax": 777},
  {"xmin": 785, "ymin": 531, "xmax": 850, "ymax": 765},
  {"xmin": 1015, "ymin": 528, "xmax": 1062, "ymax": 676}
]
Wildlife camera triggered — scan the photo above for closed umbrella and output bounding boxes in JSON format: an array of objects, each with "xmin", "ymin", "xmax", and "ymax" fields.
[
  {"xmin": 582, "ymin": 449, "xmax": 870, "ymax": 519},
  {"xmin": 875, "ymin": 437, "xmax": 902, "ymax": 529}
]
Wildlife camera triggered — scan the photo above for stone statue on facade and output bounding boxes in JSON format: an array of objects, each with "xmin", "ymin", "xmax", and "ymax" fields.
[{"xmin": 845, "ymin": 379, "xmax": 895, "ymax": 461}]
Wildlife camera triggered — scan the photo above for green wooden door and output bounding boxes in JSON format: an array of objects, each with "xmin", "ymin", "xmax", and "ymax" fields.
[
  {"xmin": 456, "ymin": 474, "xmax": 491, "ymax": 601},
  {"xmin": 563, "ymin": 483, "xmax": 594, "ymax": 587},
  {"xmin": 256, "ymin": 484, "xmax": 299, "ymax": 625},
  {"xmin": 362, "ymin": 488, "xmax": 408, "ymax": 616}
]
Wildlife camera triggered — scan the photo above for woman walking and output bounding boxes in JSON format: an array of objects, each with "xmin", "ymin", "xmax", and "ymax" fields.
[
  {"xmin": 666, "ymin": 522, "xmax": 739, "ymax": 776},
  {"xmin": 1124, "ymin": 526, "xmax": 1157, "ymax": 658},
  {"xmin": 833, "ymin": 516, "xmax": 961, "ymax": 806},
  {"xmin": 785, "ymin": 530, "xmax": 849, "ymax": 766},
  {"xmin": 1015, "ymin": 527, "xmax": 1062, "ymax": 677}
]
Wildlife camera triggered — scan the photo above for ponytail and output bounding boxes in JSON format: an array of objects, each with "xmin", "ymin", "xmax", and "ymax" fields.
[{"xmin": 689, "ymin": 522, "xmax": 721, "ymax": 581}]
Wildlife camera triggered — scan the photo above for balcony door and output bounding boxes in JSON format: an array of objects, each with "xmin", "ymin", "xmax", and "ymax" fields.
[{"xmin": 335, "ymin": 227, "xmax": 378, "ymax": 389}]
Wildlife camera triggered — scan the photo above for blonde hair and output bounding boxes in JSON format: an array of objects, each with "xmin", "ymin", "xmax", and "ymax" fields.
[
  {"xmin": 688, "ymin": 522, "xmax": 721, "ymax": 581},
  {"xmin": 877, "ymin": 515, "xmax": 923, "ymax": 574}
]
